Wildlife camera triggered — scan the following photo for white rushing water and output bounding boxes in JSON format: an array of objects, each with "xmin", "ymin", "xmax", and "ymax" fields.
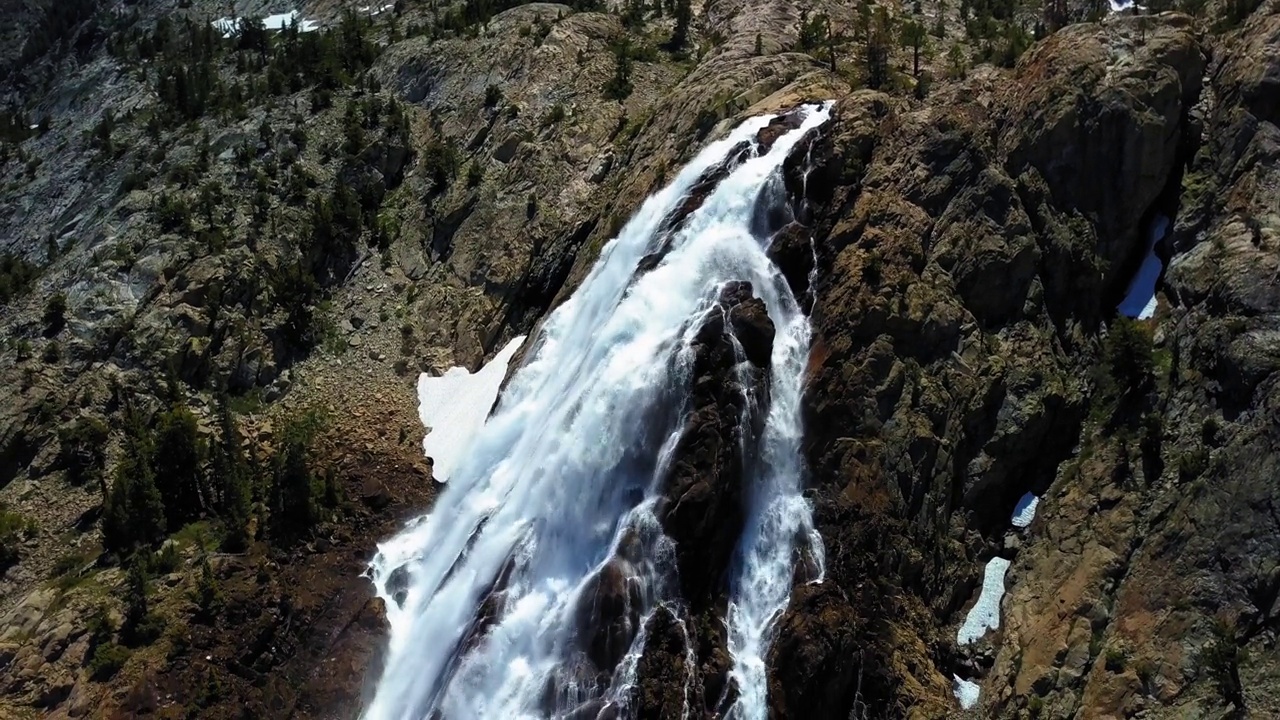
[{"xmin": 363, "ymin": 104, "xmax": 832, "ymax": 720}]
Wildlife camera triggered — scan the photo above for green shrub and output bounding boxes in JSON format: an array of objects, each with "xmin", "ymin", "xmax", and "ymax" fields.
[
  {"xmin": 42, "ymin": 293, "xmax": 67, "ymax": 337},
  {"xmin": 1104, "ymin": 318, "xmax": 1155, "ymax": 391},
  {"xmin": 89, "ymin": 642, "xmax": 130, "ymax": 680},
  {"xmin": 1201, "ymin": 617, "xmax": 1246, "ymax": 707},
  {"xmin": 1178, "ymin": 445, "xmax": 1210, "ymax": 482},
  {"xmin": 0, "ymin": 252, "xmax": 39, "ymax": 304},
  {"xmin": 481, "ymin": 83, "xmax": 501, "ymax": 106},
  {"xmin": 541, "ymin": 103, "xmax": 567, "ymax": 127},
  {"xmin": 58, "ymin": 416, "xmax": 110, "ymax": 485},
  {"xmin": 1201, "ymin": 415, "xmax": 1221, "ymax": 446},
  {"xmin": 1105, "ymin": 646, "xmax": 1128, "ymax": 672},
  {"xmin": 0, "ymin": 505, "xmax": 37, "ymax": 569},
  {"xmin": 192, "ymin": 552, "xmax": 222, "ymax": 620}
]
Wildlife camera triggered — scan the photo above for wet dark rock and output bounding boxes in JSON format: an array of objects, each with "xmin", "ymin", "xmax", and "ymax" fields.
[
  {"xmin": 574, "ymin": 558, "xmax": 642, "ymax": 671},
  {"xmin": 360, "ymin": 479, "xmax": 394, "ymax": 511},
  {"xmin": 755, "ymin": 109, "xmax": 806, "ymax": 153},
  {"xmin": 767, "ymin": 222, "xmax": 815, "ymax": 307},
  {"xmin": 386, "ymin": 565, "xmax": 410, "ymax": 609},
  {"xmin": 632, "ymin": 606, "xmax": 702, "ymax": 718},
  {"xmin": 658, "ymin": 281, "xmax": 773, "ymax": 612}
]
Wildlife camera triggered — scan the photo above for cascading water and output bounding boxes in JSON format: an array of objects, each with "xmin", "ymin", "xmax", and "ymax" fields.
[{"xmin": 364, "ymin": 102, "xmax": 832, "ymax": 720}]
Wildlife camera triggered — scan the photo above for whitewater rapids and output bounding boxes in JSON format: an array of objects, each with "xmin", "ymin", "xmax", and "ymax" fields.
[{"xmin": 363, "ymin": 103, "xmax": 832, "ymax": 720}]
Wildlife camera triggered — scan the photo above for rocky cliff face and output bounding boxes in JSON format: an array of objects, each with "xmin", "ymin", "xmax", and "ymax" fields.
[
  {"xmin": 768, "ymin": 8, "xmax": 1280, "ymax": 720},
  {"xmin": 1, "ymin": 0, "xmax": 1278, "ymax": 717}
]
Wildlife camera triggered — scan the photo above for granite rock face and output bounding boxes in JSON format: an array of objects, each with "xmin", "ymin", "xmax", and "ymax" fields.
[{"xmin": 3, "ymin": 0, "xmax": 1280, "ymax": 717}]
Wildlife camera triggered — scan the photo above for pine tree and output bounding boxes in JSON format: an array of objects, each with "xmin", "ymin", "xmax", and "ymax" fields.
[
  {"xmin": 102, "ymin": 431, "xmax": 167, "ymax": 554},
  {"xmin": 670, "ymin": 0, "xmax": 692, "ymax": 49},
  {"xmin": 865, "ymin": 7, "xmax": 894, "ymax": 89},
  {"xmin": 946, "ymin": 41, "xmax": 968, "ymax": 79},
  {"xmin": 900, "ymin": 20, "xmax": 928, "ymax": 76},
  {"xmin": 123, "ymin": 556, "xmax": 162, "ymax": 645},
  {"xmin": 603, "ymin": 39, "xmax": 634, "ymax": 100},
  {"xmin": 152, "ymin": 404, "xmax": 206, "ymax": 530},
  {"xmin": 270, "ymin": 434, "xmax": 319, "ymax": 545},
  {"xmin": 211, "ymin": 394, "xmax": 253, "ymax": 552},
  {"xmin": 194, "ymin": 552, "xmax": 222, "ymax": 620}
]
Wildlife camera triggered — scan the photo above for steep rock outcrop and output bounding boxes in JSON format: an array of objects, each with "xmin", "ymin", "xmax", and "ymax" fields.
[
  {"xmin": 984, "ymin": 11, "xmax": 1280, "ymax": 718},
  {"xmin": 765, "ymin": 15, "xmax": 1207, "ymax": 718}
]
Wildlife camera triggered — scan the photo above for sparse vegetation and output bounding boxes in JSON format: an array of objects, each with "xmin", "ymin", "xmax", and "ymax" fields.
[
  {"xmin": 0, "ymin": 504, "xmax": 38, "ymax": 570},
  {"xmin": 0, "ymin": 252, "xmax": 39, "ymax": 304},
  {"xmin": 1105, "ymin": 645, "xmax": 1128, "ymax": 672},
  {"xmin": 58, "ymin": 416, "xmax": 111, "ymax": 487},
  {"xmin": 89, "ymin": 642, "xmax": 131, "ymax": 680},
  {"xmin": 42, "ymin": 292, "xmax": 67, "ymax": 337},
  {"xmin": 1201, "ymin": 616, "xmax": 1247, "ymax": 708},
  {"xmin": 604, "ymin": 38, "xmax": 635, "ymax": 100}
]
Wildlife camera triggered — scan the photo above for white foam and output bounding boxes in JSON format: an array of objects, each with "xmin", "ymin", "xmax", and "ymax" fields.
[
  {"xmin": 417, "ymin": 336, "xmax": 526, "ymax": 483},
  {"xmin": 956, "ymin": 557, "xmax": 1011, "ymax": 645},
  {"xmin": 1118, "ymin": 215, "xmax": 1169, "ymax": 320},
  {"xmin": 1011, "ymin": 492, "xmax": 1039, "ymax": 528},
  {"xmin": 953, "ymin": 675, "xmax": 980, "ymax": 709}
]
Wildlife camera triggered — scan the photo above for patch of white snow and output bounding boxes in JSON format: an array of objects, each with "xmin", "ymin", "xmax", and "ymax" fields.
[
  {"xmin": 212, "ymin": 11, "xmax": 319, "ymax": 38},
  {"xmin": 1011, "ymin": 492, "xmax": 1039, "ymax": 528},
  {"xmin": 953, "ymin": 675, "xmax": 980, "ymax": 709},
  {"xmin": 417, "ymin": 336, "xmax": 526, "ymax": 483},
  {"xmin": 957, "ymin": 556, "xmax": 1012, "ymax": 645},
  {"xmin": 1118, "ymin": 214, "xmax": 1170, "ymax": 319}
]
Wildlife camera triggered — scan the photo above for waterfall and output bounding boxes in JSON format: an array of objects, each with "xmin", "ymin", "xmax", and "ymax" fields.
[{"xmin": 363, "ymin": 103, "xmax": 832, "ymax": 720}]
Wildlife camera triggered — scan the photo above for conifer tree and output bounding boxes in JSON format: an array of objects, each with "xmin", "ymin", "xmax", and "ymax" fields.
[
  {"xmin": 212, "ymin": 394, "xmax": 253, "ymax": 552},
  {"xmin": 195, "ymin": 552, "xmax": 222, "ymax": 620},
  {"xmin": 604, "ymin": 39, "xmax": 634, "ymax": 100},
  {"xmin": 270, "ymin": 431, "xmax": 319, "ymax": 545},
  {"xmin": 865, "ymin": 7, "xmax": 894, "ymax": 89},
  {"xmin": 123, "ymin": 556, "xmax": 162, "ymax": 645},
  {"xmin": 102, "ymin": 426, "xmax": 166, "ymax": 554},
  {"xmin": 152, "ymin": 403, "xmax": 206, "ymax": 530},
  {"xmin": 900, "ymin": 20, "xmax": 928, "ymax": 76},
  {"xmin": 670, "ymin": 0, "xmax": 692, "ymax": 49}
]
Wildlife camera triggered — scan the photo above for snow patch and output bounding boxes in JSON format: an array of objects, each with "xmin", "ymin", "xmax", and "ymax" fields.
[
  {"xmin": 1011, "ymin": 492, "xmax": 1039, "ymax": 528},
  {"xmin": 953, "ymin": 675, "xmax": 980, "ymax": 709},
  {"xmin": 957, "ymin": 557, "xmax": 1012, "ymax": 645},
  {"xmin": 1118, "ymin": 214, "xmax": 1170, "ymax": 319},
  {"xmin": 417, "ymin": 336, "xmax": 526, "ymax": 483},
  {"xmin": 212, "ymin": 10, "xmax": 320, "ymax": 38}
]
